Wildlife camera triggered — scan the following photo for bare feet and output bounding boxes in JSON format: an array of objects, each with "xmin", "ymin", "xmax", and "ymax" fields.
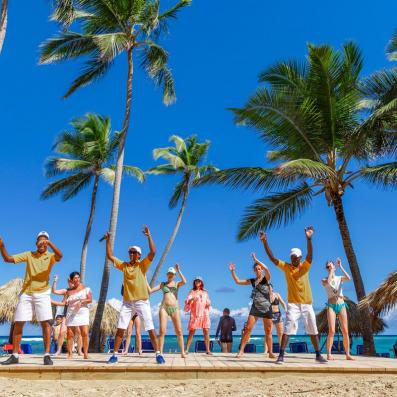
[
  {"xmin": 67, "ymin": 354, "xmax": 73, "ymax": 359},
  {"xmin": 84, "ymin": 355, "xmax": 89, "ymax": 360},
  {"xmin": 327, "ymin": 354, "xmax": 335, "ymax": 361},
  {"xmin": 346, "ymin": 355, "xmax": 355, "ymax": 360},
  {"xmin": 206, "ymin": 351, "xmax": 213, "ymax": 356},
  {"xmin": 181, "ymin": 353, "xmax": 187, "ymax": 358},
  {"xmin": 235, "ymin": 353, "xmax": 243, "ymax": 359},
  {"xmin": 269, "ymin": 353, "xmax": 277, "ymax": 359},
  {"xmin": 122, "ymin": 351, "xmax": 128, "ymax": 356},
  {"xmin": 54, "ymin": 352, "xmax": 61, "ymax": 357}
]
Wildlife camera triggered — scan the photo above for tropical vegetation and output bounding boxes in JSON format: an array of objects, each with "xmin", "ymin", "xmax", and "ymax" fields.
[
  {"xmin": 148, "ymin": 135, "xmax": 218, "ymax": 287},
  {"xmin": 42, "ymin": 113, "xmax": 144, "ymax": 283}
]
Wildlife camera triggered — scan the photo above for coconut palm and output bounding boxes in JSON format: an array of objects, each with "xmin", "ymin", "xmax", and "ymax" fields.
[
  {"xmin": 196, "ymin": 42, "xmax": 397, "ymax": 355},
  {"xmin": 0, "ymin": 0, "xmax": 7, "ymax": 53},
  {"xmin": 147, "ymin": 135, "xmax": 217, "ymax": 287},
  {"xmin": 39, "ymin": 0, "xmax": 191, "ymax": 351},
  {"xmin": 42, "ymin": 113, "xmax": 144, "ymax": 283}
]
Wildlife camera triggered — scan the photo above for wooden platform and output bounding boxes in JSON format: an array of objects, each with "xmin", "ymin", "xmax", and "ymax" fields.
[{"xmin": 0, "ymin": 353, "xmax": 396, "ymax": 380}]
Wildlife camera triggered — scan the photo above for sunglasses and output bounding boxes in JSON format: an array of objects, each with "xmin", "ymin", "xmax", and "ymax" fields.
[{"xmin": 129, "ymin": 250, "xmax": 139, "ymax": 254}]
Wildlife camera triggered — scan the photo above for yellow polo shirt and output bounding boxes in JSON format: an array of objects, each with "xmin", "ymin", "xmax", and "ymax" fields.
[
  {"xmin": 113, "ymin": 256, "xmax": 151, "ymax": 301},
  {"xmin": 12, "ymin": 251, "xmax": 58, "ymax": 294},
  {"xmin": 277, "ymin": 259, "xmax": 313, "ymax": 304}
]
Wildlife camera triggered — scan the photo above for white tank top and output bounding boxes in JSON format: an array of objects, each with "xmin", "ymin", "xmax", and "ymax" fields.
[{"xmin": 324, "ymin": 276, "xmax": 343, "ymax": 299}]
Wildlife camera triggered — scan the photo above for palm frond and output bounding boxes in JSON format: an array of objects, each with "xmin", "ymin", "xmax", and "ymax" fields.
[
  {"xmin": 169, "ymin": 178, "xmax": 188, "ymax": 209},
  {"xmin": 386, "ymin": 29, "xmax": 397, "ymax": 61},
  {"xmin": 275, "ymin": 159, "xmax": 336, "ymax": 180},
  {"xmin": 146, "ymin": 164, "xmax": 178, "ymax": 175},
  {"xmin": 44, "ymin": 157, "xmax": 93, "ymax": 177},
  {"xmin": 237, "ymin": 183, "xmax": 314, "ymax": 240},
  {"xmin": 361, "ymin": 162, "xmax": 397, "ymax": 187},
  {"xmin": 41, "ymin": 173, "xmax": 91, "ymax": 201}
]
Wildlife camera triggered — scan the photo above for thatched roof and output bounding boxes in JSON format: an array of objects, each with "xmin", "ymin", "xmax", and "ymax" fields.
[
  {"xmin": 360, "ymin": 271, "xmax": 397, "ymax": 316},
  {"xmin": 89, "ymin": 302, "xmax": 119, "ymax": 336},
  {"xmin": 316, "ymin": 296, "xmax": 386, "ymax": 336},
  {"xmin": 0, "ymin": 278, "xmax": 24, "ymax": 324}
]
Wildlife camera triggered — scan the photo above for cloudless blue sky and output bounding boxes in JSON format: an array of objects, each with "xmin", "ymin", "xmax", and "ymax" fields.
[{"xmin": 1, "ymin": 0, "xmax": 397, "ymax": 334}]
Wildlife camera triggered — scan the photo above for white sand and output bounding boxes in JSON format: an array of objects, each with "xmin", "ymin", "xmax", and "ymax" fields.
[{"xmin": 1, "ymin": 375, "xmax": 397, "ymax": 397}]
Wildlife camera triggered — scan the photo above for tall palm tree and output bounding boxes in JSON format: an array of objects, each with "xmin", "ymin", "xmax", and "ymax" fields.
[
  {"xmin": 148, "ymin": 135, "xmax": 217, "ymax": 287},
  {"xmin": 0, "ymin": 0, "xmax": 8, "ymax": 53},
  {"xmin": 42, "ymin": 113, "xmax": 144, "ymax": 283},
  {"xmin": 196, "ymin": 42, "xmax": 397, "ymax": 355},
  {"xmin": 40, "ymin": 0, "xmax": 191, "ymax": 351}
]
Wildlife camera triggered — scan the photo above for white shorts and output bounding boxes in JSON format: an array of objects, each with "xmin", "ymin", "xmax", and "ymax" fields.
[
  {"xmin": 117, "ymin": 299, "xmax": 154, "ymax": 331},
  {"xmin": 284, "ymin": 303, "xmax": 318, "ymax": 335},
  {"xmin": 14, "ymin": 289, "xmax": 53, "ymax": 322}
]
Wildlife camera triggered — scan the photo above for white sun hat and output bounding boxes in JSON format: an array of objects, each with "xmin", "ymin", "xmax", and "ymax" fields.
[
  {"xmin": 167, "ymin": 267, "xmax": 176, "ymax": 274},
  {"xmin": 290, "ymin": 248, "xmax": 302, "ymax": 258},
  {"xmin": 37, "ymin": 231, "xmax": 49, "ymax": 240},
  {"xmin": 128, "ymin": 246, "xmax": 142, "ymax": 255}
]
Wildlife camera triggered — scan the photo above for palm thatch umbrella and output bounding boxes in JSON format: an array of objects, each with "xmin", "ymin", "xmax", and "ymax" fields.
[
  {"xmin": 316, "ymin": 296, "xmax": 386, "ymax": 336},
  {"xmin": 359, "ymin": 271, "xmax": 397, "ymax": 316},
  {"xmin": 89, "ymin": 302, "xmax": 119, "ymax": 352}
]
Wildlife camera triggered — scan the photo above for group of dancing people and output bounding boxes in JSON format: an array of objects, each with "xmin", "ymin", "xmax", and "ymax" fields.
[{"xmin": 0, "ymin": 225, "xmax": 354, "ymax": 365}]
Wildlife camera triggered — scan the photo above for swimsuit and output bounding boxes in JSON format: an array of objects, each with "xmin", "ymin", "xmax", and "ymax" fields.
[
  {"xmin": 326, "ymin": 302, "xmax": 347, "ymax": 315},
  {"xmin": 271, "ymin": 295, "xmax": 282, "ymax": 323},
  {"xmin": 323, "ymin": 276, "xmax": 347, "ymax": 315},
  {"xmin": 160, "ymin": 282, "xmax": 179, "ymax": 316}
]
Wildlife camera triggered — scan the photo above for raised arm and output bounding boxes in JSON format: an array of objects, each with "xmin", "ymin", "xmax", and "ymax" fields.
[
  {"xmin": 175, "ymin": 263, "xmax": 187, "ymax": 287},
  {"xmin": 148, "ymin": 281, "xmax": 161, "ymax": 294},
  {"xmin": 47, "ymin": 240, "xmax": 63, "ymax": 262},
  {"xmin": 0, "ymin": 238, "xmax": 16, "ymax": 263},
  {"xmin": 52, "ymin": 275, "xmax": 67, "ymax": 295},
  {"xmin": 304, "ymin": 226, "xmax": 314, "ymax": 264},
  {"xmin": 103, "ymin": 232, "xmax": 117, "ymax": 263},
  {"xmin": 143, "ymin": 226, "xmax": 155, "ymax": 261},
  {"xmin": 251, "ymin": 253, "xmax": 271, "ymax": 281},
  {"xmin": 259, "ymin": 232, "xmax": 279, "ymax": 266},
  {"xmin": 229, "ymin": 263, "xmax": 250, "ymax": 286},
  {"xmin": 337, "ymin": 258, "xmax": 351, "ymax": 282}
]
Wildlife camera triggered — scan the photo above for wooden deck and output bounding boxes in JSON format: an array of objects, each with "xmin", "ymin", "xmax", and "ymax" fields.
[{"xmin": 1, "ymin": 353, "xmax": 397, "ymax": 380}]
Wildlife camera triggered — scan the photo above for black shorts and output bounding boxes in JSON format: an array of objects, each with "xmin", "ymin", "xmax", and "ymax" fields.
[{"xmin": 220, "ymin": 338, "xmax": 233, "ymax": 344}]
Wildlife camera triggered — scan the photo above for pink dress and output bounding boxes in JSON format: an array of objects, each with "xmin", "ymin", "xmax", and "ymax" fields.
[{"xmin": 184, "ymin": 289, "xmax": 211, "ymax": 331}]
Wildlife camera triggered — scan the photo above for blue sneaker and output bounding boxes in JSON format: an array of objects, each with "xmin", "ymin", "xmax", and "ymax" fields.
[
  {"xmin": 107, "ymin": 355, "xmax": 118, "ymax": 364},
  {"xmin": 156, "ymin": 354, "xmax": 165, "ymax": 364}
]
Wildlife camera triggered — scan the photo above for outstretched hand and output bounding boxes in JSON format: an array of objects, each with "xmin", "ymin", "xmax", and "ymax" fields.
[
  {"xmin": 102, "ymin": 232, "xmax": 110, "ymax": 241},
  {"xmin": 143, "ymin": 225, "xmax": 151, "ymax": 236},
  {"xmin": 229, "ymin": 263, "xmax": 235, "ymax": 272},
  {"xmin": 175, "ymin": 263, "xmax": 180, "ymax": 272},
  {"xmin": 251, "ymin": 252, "xmax": 257, "ymax": 262},
  {"xmin": 336, "ymin": 258, "xmax": 342, "ymax": 268},
  {"xmin": 0, "ymin": 237, "xmax": 4, "ymax": 248},
  {"xmin": 305, "ymin": 226, "xmax": 314, "ymax": 239},
  {"xmin": 259, "ymin": 231, "xmax": 267, "ymax": 242}
]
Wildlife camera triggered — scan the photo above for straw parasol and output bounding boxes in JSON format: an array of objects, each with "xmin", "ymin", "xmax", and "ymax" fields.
[
  {"xmin": 316, "ymin": 296, "xmax": 386, "ymax": 336},
  {"xmin": 0, "ymin": 278, "xmax": 24, "ymax": 325},
  {"xmin": 359, "ymin": 271, "xmax": 397, "ymax": 316}
]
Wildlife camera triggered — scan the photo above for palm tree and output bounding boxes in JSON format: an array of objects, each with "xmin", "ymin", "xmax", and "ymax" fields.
[
  {"xmin": 148, "ymin": 135, "xmax": 217, "ymax": 287},
  {"xmin": 196, "ymin": 42, "xmax": 397, "ymax": 355},
  {"xmin": 39, "ymin": 0, "xmax": 191, "ymax": 351},
  {"xmin": 42, "ymin": 113, "xmax": 144, "ymax": 283},
  {"xmin": 0, "ymin": 0, "xmax": 8, "ymax": 53}
]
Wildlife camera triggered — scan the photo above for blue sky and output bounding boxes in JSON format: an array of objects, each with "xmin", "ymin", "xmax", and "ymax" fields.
[{"xmin": 1, "ymin": 0, "xmax": 397, "ymax": 335}]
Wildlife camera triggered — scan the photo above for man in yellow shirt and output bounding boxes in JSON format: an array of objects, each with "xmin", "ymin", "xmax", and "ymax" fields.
[
  {"xmin": 0, "ymin": 231, "xmax": 63, "ymax": 366},
  {"xmin": 260, "ymin": 227, "xmax": 327, "ymax": 364},
  {"xmin": 104, "ymin": 226, "xmax": 165, "ymax": 364}
]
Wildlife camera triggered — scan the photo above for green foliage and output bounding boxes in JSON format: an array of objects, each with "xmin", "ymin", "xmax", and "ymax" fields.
[
  {"xmin": 148, "ymin": 134, "xmax": 218, "ymax": 208},
  {"xmin": 42, "ymin": 113, "xmax": 144, "ymax": 201},
  {"xmin": 41, "ymin": 0, "xmax": 191, "ymax": 100}
]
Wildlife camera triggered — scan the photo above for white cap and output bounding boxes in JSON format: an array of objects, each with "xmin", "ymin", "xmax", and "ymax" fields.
[
  {"xmin": 194, "ymin": 276, "xmax": 203, "ymax": 281},
  {"xmin": 37, "ymin": 231, "xmax": 49, "ymax": 240},
  {"xmin": 290, "ymin": 248, "xmax": 302, "ymax": 258},
  {"xmin": 128, "ymin": 246, "xmax": 142, "ymax": 255},
  {"xmin": 167, "ymin": 267, "xmax": 176, "ymax": 274}
]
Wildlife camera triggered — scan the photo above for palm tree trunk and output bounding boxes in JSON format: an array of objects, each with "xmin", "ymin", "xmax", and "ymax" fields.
[
  {"xmin": 0, "ymin": 0, "xmax": 8, "ymax": 54},
  {"xmin": 332, "ymin": 193, "xmax": 376, "ymax": 355},
  {"xmin": 79, "ymin": 174, "xmax": 100, "ymax": 283},
  {"xmin": 89, "ymin": 49, "xmax": 134, "ymax": 352},
  {"xmin": 149, "ymin": 188, "xmax": 189, "ymax": 287}
]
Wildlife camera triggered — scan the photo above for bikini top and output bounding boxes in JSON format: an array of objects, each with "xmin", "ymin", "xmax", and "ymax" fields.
[
  {"xmin": 161, "ymin": 282, "xmax": 178, "ymax": 298},
  {"xmin": 271, "ymin": 295, "xmax": 280, "ymax": 306}
]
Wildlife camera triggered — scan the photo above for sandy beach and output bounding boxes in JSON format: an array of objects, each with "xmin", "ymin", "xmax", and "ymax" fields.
[{"xmin": 0, "ymin": 375, "xmax": 396, "ymax": 397}]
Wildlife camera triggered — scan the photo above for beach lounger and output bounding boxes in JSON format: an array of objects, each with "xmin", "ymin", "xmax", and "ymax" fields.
[
  {"xmin": 20, "ymin": 344, "xmax": 32, "ymax": 354},
  {"xmin": 194, "ymin": 340, "xmax": 214, "ymax": 353},
  {"xmin": 128, "ymin": 345, "xmax": 135, "ymax": 353},
  {"xmin": 141, "ymin": 339, "xmax": 155, "ymax": 353},
  {"xmin": 0, "ymin": 344, "xmax": 22, "ymax": 355},
  {"xmin": 272, "ymin": 342, "xmax": 280, "ymax": 353},
  {"xmin": 289, "ymin": 342, "xmax": 308, "ymax": 353},
  {"xmin": 356, "ymin": 344, "xmax": 364, "ymax": 355},
  {"xmin": 393, "ymin": 342, "xmax": 397, "ymax": 358},
  {"xmin": 106, "ymin": 338, "xmax": 125, "ymax": 353},
  {"xmin": 243, "ymin": 343, "xmax": 256, "ymax": 353},
  {"xmin": 376, "ymin": 352, "xmax": 390, "ymax": 358},
  {"xmin": 331, "ymin": 340, "xmax": 345, "ymax": 354}
]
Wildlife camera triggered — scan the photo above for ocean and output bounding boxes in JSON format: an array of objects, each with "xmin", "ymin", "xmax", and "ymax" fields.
[{"xmin": 1, "ymin": 335, "xmax": 396, "ymax": 355}]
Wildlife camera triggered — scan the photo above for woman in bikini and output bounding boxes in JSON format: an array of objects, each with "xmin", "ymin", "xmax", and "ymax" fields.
[
  {"xmin": 149, "ymin": 264, "xmax": 187, "ymax": 357},
  {"xmin": 269, "ymin": 283, "xmax": 287, "ymax": 345},
  {"xmin": 230, "ymin": 253, "xmax": 275, "ymax": 359},
  {"xmin": 322, "ymin": 258, "xmax": 354, "ymax": 361},
  {"xmin": 184, "ymin": 276, "xmax": 212, "ymax": 355},
  {"xmin": 53, "ymin": 272, "xmax": 92, "ymax": 359}
]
